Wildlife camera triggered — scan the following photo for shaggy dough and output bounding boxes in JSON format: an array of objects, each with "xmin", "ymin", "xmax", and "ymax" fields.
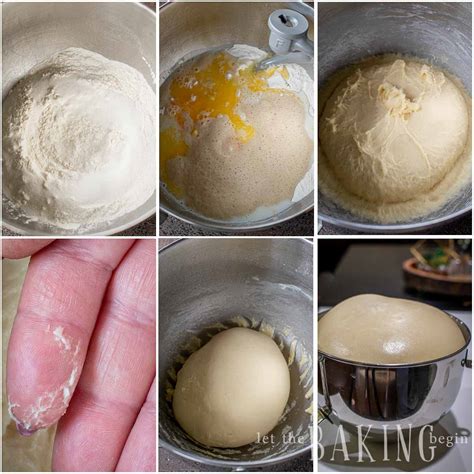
[
  {"xmin": 2, "ymin": 259, "xmax": 56, "ymax": 471},
  {"xmin": 173, "ymin": 327, "xmax": 290, "ymax": 448},
  {"xmin": 319, "ymin": 294, "xmax": 466, "ymax": 364},
  {"xmin": 319, "ymin": 58, "xmax": 471, "ymax": 223}
]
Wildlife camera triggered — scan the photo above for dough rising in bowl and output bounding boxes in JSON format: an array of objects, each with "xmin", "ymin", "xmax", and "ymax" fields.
[
  {"xmin": 319, "ymin": 57, "xmax": 471, "ymax": 224},
  {"xmin": 318, "ymin": 294, "xmax": 466, "ymax": 364},
  {"xmin": 173, "ymin": 327, "xmax": 290, "ymax": 448}
]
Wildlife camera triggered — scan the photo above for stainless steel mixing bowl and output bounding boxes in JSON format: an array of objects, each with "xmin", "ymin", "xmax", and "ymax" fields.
[
  {"xmin": 318, "ymin": 310, "xmax": 471, "ymax": 438},
  {"xmin": 318, "ymin": 2, "xmax": 472, "ymax": 233},
  {"xmin": 2, "ymin": 2, "xmax": 156, "ymax": 236},
  {"xmin": 159, "ymin": 238, "xmax": 313, "ymax": 469},
  {"xmin": 159, "ymin": 2, "xmax": 314, "ymax": 233}
]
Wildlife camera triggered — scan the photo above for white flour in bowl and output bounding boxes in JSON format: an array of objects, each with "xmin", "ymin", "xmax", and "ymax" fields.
[{"xmin": 2, "ymin": 47, "xmax": 156, "ymax": 231}]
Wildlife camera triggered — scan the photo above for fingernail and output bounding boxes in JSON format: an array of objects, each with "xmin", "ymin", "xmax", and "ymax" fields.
[{"xmin": 16, "ymin": 423, "xmax": 37, "ymax": 436}]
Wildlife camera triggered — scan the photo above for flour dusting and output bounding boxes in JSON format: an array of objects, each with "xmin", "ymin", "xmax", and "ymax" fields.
[{"xmin": 2, "ymin": 47, "xmax": 156, "ymax": 231}]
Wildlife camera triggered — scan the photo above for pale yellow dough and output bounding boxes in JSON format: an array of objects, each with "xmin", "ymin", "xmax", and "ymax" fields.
[
  {"xmin": 319, "ymin": 294, "xmax": 466, "ymax": 364},
  {"xmin": 173, "ymin": 327, "xmax": 290, "ymax": 448},
  {"xmin": 319, "ymin": 58, "xmax": 471, "ymax": 223}
]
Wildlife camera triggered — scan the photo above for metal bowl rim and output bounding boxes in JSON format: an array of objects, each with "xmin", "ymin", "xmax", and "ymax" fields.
[
  {"xmin": 2, "ymin": 1, "xmax": 156, "ymax": 17},
  {"xmin": 318, "ymin": 309, "xmax": 472, "ymax": 368},
  {"xmin": 159, "ymin": 436, "xmax": 312, "ymax": 469},
  {"xmin": 318, "ymin": 203, "xmax": 472, "ymax": 234},
  {"xmin": 160, "ymin": 199, "xmax": 314, "ymax": 233},
  {"xmin": 2, "ymin": 203, "xmax": 156, "ymax": 236}
]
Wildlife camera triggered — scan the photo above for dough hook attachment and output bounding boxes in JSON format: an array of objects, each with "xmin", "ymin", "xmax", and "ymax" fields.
[{"xmin": 256, "ymin": 9, "xmax": 313, "ymax": 70}]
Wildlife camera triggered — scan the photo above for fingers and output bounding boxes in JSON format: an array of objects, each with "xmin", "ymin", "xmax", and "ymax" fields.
[
  {"xmin": 52, "ymin": 239, "xmax": 156, "ymax": 472},
  {"xmin": 7, "ymin": 239, "xmax": 134, "ymax": 434},
  {"xmin": 2, "ymin": 239, "xmax": 55, "ymax": 259},
  {"xmin": 116, "ymin": 378, "xmax": 156, "ymax": 472}
]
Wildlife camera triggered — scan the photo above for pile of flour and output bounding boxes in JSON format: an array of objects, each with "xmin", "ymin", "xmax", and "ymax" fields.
[{"xmin": 2, "ymin": 47, "xmax": 156, "ymax": 231}]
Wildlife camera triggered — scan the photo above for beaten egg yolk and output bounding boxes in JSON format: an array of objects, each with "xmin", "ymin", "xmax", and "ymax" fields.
[{"xmin": 160, "ymin": 51, "xmax": 289, "ymax": 196}]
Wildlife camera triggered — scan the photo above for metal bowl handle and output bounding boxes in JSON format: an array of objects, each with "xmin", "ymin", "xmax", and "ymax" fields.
[
  {"xmin": 318, "ymin": 355, "xmax": 334, "ymax": 424},
  {"xmin": 318, "ymin": 406, "xmax": 333, "ymax": 425},
  {"xmin": 462, "ymin": 349, "xmax": 472, "ymax": 368}
]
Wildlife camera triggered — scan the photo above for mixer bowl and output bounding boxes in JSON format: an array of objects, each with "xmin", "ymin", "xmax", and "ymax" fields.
[
  {"xmin": 2, "ymin": 2, "xmax": 156, "ymax": 236},
  {"xmin": 318, "ymin": 2, "xmax": 472, "ymax": 233},
  {"xmin": 159, "ymin": 238, "xmax": 313, "ymax": 469},
  {"xmin": 318, "ymin": 310, "xmax": 471, "ymax": 437},
  {"xmin": 159, "ymin": 2, "xmax": 314, "ymax": 233}
]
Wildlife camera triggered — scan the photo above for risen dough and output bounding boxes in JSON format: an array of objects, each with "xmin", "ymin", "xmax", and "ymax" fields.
[
  {"xmin": 319, "ymin": 58, "xmax": 471, "ymax": 223},
  {"xmin": 319, "ymin": 294, "xmax": 466, "ymax": 364},
  {"xmin": 173, "ymin": 327, "xmax": 290, "ymax": 448}
]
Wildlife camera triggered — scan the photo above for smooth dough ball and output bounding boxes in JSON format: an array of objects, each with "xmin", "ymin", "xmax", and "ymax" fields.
[
  {"xmin": 319, "ymin": 294, "xmax": 465, "ymax": 364},
  {"xmin": 173, "ymin": 327, "xmax": 290, "ymax": 448},
  {"xmin": 320, "ymin": 59, "xmax": 469, "ymax": 204}
]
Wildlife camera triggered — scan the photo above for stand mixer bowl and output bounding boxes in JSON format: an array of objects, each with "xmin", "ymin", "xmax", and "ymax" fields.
[
  {"xmin": 159, "ymin": 238, "xmax": 313, "ymax": 469},
  {"xmin": 159, "ymin": 2, "xmax": 314, "ymax": 233},
  {"xmin": 2, "ymin": 2, "xmax": 156, "ymax": 236},
  {"xmin": 318, "ymin": 2, "xmax": 472, "ymax": 233}
]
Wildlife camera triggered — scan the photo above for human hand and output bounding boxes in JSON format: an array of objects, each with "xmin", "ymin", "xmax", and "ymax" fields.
[{"xmin": 3, "ymin": 239, "xmax": 156, "ymax": 472}]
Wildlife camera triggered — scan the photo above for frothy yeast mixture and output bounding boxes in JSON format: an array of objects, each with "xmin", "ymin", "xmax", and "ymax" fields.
[
  {"xmin": 319, "ymin": 57, "xmax": 471, "ymax": 224},
  {"xmin": 2, "ymin": 48, "xmax": 156, "ymax": 231},
  {"xmin": 160, "ymin": 45, "xmax": 314, "ymax": 220}
]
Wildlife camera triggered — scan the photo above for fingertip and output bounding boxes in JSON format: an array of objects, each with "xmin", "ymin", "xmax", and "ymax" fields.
[
  {"xmin": 16, "ymin": 423, "xmax": 38, "ymax": 437},
  {"xmin": 7, "ymin": 319, "xmax": 82, "ymax": 435}
]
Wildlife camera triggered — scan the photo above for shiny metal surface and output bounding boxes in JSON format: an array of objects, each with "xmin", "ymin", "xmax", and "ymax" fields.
[
  {"xmin": 2, "ymin": 2, "xmax": 156, "ymax": 236},
  {"xmin": 318, "ymin": 310, "xmax": 471, "ymax": 437},
  {"xmin": 318, "ymin": 2, "xmax": 472, "ymax": 233},
  {"xmin": 159, "ymin": 2, "xmax": 314, "ymax": 232},
  {"xmin": 159, "ymin": 239, "xmax": 313, "ymax": 468}
]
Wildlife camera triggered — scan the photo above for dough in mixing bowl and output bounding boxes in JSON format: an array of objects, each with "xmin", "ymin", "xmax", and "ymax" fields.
[
  {"xmin": 173, "ymin": 327, "xmax": 290, "ymax": 448},
  {"xmin": 319, "ymin": 294, "xmax": 466, "ymax": 364},
  {"xmin": 160, "ymin": 45, "xmax": 313, "ymax": 220},
  {"xmin": 2, "ymin": 47, "xmax": 156, "ymax": 231},
  {"xmin": 319, "ymin": 57, "xmax": 471, "ymax": 223}
]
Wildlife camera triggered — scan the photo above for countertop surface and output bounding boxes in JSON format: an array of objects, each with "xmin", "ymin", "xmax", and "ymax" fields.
[
  {"xmin": 159, "ymin": 211, "xmax": 314, "ymax": 237},
  {"xmin": 318, "ymin": 309, "xmax": 472, "ymax": 472},
  {"xmin": 319, "ymin": 214, "xmax": 472, "ymax": 236}
]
